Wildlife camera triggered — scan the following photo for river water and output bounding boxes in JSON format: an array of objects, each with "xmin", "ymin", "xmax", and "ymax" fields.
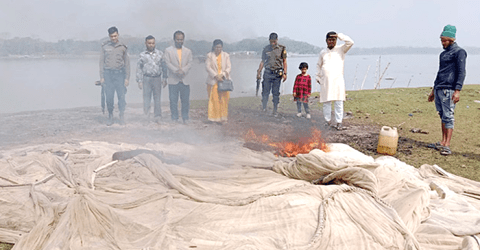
[{"xmin": 1, "ymin": 54, "xmax": 478, "ymax": 113}]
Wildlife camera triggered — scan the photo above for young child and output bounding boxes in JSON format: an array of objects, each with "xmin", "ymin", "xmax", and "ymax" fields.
[{"xmin": 293, "ymin": 62, "xmax": 312, "ymax": 119}]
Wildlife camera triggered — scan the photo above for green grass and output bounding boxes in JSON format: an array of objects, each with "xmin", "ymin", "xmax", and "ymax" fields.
[
  {"xmin": 344, "ymin": 85, "xmax": 480, "ymax": 180},
  {"xmin": 0, "ymin": 243, "xmax": 13, "ymax": 250}
]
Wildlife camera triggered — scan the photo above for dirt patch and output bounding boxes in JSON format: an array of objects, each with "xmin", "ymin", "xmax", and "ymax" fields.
[
  {"xmin": 222, "ymin": 107, "xmax": 380, "ymax": 154},
  {"xmin": 0, "ymin": 103, "xmax": 419, "ymax": 159},
  {"xmin": 221, "ymin": 107, "xmax": 435, "ymax": 159}
]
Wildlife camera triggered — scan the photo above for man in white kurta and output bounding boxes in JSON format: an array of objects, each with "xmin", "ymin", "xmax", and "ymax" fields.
[{"xmin": 316, "ymin": 32, "xmax": 354, "ymax": 130}]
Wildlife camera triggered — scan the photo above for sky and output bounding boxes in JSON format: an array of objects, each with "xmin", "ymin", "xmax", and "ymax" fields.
[{"xmin": 1, "ymin": 0, "xmax": 479, "ymax": 48}]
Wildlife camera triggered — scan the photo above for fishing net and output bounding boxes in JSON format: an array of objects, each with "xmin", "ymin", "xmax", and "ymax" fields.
[{"xmin": 0, "ymin": 141, "xmax": 479, "ymax": 249}]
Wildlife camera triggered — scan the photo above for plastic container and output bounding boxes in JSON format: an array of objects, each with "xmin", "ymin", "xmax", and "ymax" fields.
[{"xmin": 377, "ymin": 126, "xmax": 398, "ymax": 155}]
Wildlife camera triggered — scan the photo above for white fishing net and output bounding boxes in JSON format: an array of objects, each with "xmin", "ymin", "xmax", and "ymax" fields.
[{"xmin": 0, "ymin": 141, "xmax": 479, "ymax": 249}]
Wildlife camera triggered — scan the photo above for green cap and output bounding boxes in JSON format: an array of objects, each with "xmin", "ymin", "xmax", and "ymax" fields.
[{"xmin": 441, "ymin": 25, "xmax": 456, "ymax": 38}]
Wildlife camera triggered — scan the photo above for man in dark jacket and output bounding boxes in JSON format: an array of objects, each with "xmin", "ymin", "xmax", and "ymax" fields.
[{"xmin": 427, "ymin": 24, "xmax": 467, "ymax": 155}]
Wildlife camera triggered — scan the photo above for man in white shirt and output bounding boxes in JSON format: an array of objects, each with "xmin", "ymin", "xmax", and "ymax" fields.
[{"xmin": 316, "ymin": 31, "xmax": 354, "ymax": 130}]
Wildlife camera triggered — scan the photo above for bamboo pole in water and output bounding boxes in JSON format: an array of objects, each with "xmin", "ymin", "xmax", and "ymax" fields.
[
  {"xmin": 375, "ymin": 62, "xmax": 390, "ymax": 89},
  {"xmin": 407, "ymin": 75, "xmax": 414, "ymax": 88},
  {"xmin": 374, "ymin": 56, "xmax": 381, "ymax": 84},
  {"xmin": 389, "ymin": 78, "xmax": 397, "ymax": 88},
  {"xmin": 352, "ymin": 64, "xmax": 358, "ymax": 90},
  {"xmin": 361, "ymin": 65, "xmax": 371, "ymax": 90}
]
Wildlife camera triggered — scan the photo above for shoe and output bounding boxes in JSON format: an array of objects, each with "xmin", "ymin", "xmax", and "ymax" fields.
[
  {"xmin": 296, "ymin": 113, "xmax": 302, "ymax": 118},
  {"xmin": 119, "ymin": 114, "xmax": 126, "ymax": 125},
  {"xmin": 154, "ymin": 116, "xmax": 162, "ymax": 124},
  {"xmin": 440, "ymin": 146, "xmax": 452, "ymax": 155},
  {"xmin": 324, "ymin": 122, "xmax": 330, "ymax": 127},
  {"xmin": 427, "ymin": 142, "xmax": 444, "ymax": 151},
  {"xmin": 262, "ymin": 108, "xmax": 267, "ymax": 113},
  {"xmin": 273, "ymin": 111, "xmax": 279, "ymax": 118},
  {"xmin": 183, "ymin": 119, "xmax": 188, "ymax": 125},
  {"xmin": 306, "ymin": 114, "xmax": 311, "ymax": 119},
  {"xmin": 107, "ymin": 114, "xmax": 114, "ymax": 126},
  {"xmin": 336, "ymin": 123, "xmax": 346, "ymax": 131}
]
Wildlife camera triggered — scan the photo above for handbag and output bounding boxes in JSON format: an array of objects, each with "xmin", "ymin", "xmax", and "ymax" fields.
[{"xmin": 217, "ymin": 79, "xmax": 234, "ymax": 92}]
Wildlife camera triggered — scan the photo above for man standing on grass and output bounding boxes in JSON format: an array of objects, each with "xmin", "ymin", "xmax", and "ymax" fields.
[
  {"xmin": 428, "ymin": 25, "xmax": 467, "ymax": 156},
  {"xmin": 316, "ymin": 31, "xmax": 354, "ymax": 131}
]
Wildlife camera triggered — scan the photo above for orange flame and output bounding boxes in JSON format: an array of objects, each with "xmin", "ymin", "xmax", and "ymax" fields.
[{"xmin": 245, "ymin": 128, "xmax": 330, "ymax": 157}]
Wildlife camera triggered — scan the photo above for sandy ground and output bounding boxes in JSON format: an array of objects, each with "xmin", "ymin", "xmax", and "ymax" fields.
[
  {"xmin": 0, "ymin": 100, "xmax": 390, "ymax": 159},
  {"xmin": 0, "ymin": 103, "xmax": 224, "ymax": 150}
]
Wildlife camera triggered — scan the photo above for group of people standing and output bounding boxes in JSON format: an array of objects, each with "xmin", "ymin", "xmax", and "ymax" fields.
[
  {"xmin": 99, "ymin": 26, "xmax": 354, "ymax": 129},
  {"xmin": 257, "ymin": 31, "xmax": 354, "ymax": 130},
  {"xmin": 99, "ymin": 25, "xmax": 467, "ymax": 156},
  {"xmin": 99, "ymin": 27, "xmax": 231, "ymax": 126}
]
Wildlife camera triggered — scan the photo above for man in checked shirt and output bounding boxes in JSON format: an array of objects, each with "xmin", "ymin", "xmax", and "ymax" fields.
[{"xmin": 136, "ymin": 35, "xmax": 168, "ymax": 123}]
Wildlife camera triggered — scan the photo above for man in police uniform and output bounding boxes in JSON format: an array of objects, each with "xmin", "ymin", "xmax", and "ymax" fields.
[
  {"xmin": 99, "ymin": 26, "xmax": 130, "ymax": 126},
  {"xmin": 256, "ymin": 32, "xmax": 287, "ymax": 116}
]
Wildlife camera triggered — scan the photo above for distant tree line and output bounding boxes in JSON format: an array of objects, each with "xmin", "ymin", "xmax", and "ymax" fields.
[
  {"xmin": 0, "ymin": 36, "xmax": 319, "ymax": 57},
  {"xmin": 1, "ymin": 36, "xmax": 479, "ymax": 57}
]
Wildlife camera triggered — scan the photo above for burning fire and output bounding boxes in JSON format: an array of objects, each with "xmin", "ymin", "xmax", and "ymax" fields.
[{"xmin": 245, "ymin": 128, "xmax": 330, "ymax": 157}]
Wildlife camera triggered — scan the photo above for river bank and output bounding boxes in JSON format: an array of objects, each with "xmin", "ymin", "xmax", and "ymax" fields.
[
  {"xmin": 1, "ymin": 86, "xmax": 479, "ymax": 250},
  {"xmin": 2, "ymin": 84, "xmax": 479, "ymax": 182}
]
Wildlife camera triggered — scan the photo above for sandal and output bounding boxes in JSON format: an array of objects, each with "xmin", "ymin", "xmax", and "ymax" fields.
[
  {"xmin": 427, "ymin": 142, "xmax": 443, "ymax": 150},
  {"xmin": 336, "ymin": 123, "xmax": 346, "ymax": 131},
  {"xmin": 440, "ymin": 146, "xmax": 452, "ymax": 155}
]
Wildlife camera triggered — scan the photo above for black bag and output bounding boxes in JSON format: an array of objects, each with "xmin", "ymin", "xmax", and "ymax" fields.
[{"xmin": 217, "ymin": 79, "xmax": 234, "ymax": 92}]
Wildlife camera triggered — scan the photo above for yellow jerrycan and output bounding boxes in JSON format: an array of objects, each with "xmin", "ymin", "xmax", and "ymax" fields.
[{"xmin": 377, "ymin": 126, "xmax": 399, "ymax": 155}]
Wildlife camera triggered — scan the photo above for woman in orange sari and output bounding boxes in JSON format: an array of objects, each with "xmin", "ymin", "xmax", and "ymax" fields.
[{"xmin": 205, "ymin": 39, "xmax": 232, "ymax": 123}]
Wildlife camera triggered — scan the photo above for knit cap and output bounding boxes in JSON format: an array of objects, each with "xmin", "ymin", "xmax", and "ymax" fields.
[{"xmin": 441, "ymin": 25, "xmax": 456, "ymax": 38}]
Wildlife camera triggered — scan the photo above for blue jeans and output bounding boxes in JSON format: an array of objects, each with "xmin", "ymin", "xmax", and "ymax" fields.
[
  {"xmin": 296, "ymin": 101, "xmax": 310, "ymax": 113},
  {"xmin": 143, "ymin": 76, "xmax": 162, "ymax": 117},
  {"xmin": 169, "ymin": 82, "xmax": 190, "ymax": 121},
  {"xmin": 104, "ymin": 69, "xmax": 126, "ymax": 115},
  {"xmin": 261, "ymin": 70, "xmax": 282, "ymax": 110},
  {"xmin": 434, "ymin": 88, "xmax": 456, "ymax": 129}
]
